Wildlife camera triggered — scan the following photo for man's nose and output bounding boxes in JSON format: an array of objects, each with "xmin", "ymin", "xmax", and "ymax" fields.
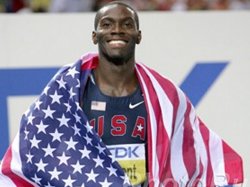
[{"xmin": 111, "ymin": 23, "xmax": 124, "ymax": 34}]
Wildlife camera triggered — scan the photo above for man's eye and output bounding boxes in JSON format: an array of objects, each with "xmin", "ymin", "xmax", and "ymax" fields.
[
  {"xmin": 102, "ymin": 22, "xmax": 111, "ymax": 28},
  {"xmin": 124, "ymin": 22, "xmax": 134, "ymax": 28}
]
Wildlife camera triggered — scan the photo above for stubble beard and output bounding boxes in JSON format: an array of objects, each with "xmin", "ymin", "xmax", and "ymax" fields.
[
  {"xmin": 104, "ymin": 53, "xmax": 128, "ymax": 66},
  {"xmin": 101, "ymin": 47, "xmax": 135, "ymax": 66}
]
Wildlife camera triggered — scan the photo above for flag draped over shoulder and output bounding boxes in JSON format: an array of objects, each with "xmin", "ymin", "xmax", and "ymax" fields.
[
  {"xmin": 136, "ymin": 62, "xmax": 243, "ymax": 186},
  {"xmin": 0, "ymin": 53, "xmax": 243, "ymax": 187}
]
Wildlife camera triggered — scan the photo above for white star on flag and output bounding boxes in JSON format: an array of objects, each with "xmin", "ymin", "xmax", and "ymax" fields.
[
  {"xmin": 100, "ymin": 178, "xmax": 112, "ymax": 187},
  {"xmin": 49, "ymin": 167, "xmax": 62, "ymax": 180},
  {"xmin": 86, "ymin": 169, "xmax": 99, "ymax": 182},
  {"xmin": 27, "ymin": 114, "xmax": 35, "ymax": 124},
  {"xmin": 35, "ymin": 159, "xmax": 48, "ymax": 172},
  {"xmin": 93, "ymin": 155, "xmax": 104, "ymax": 168},
  {"xmin": 65, "ymin": 137, "xmax": 78, "ymax": 150},
  {"xmin": 72, "ymin": 124, "xmax": 81, "ymax": 136},
  {"xmin": 57, "ymin": 152, "xmax": 70, "ymax": 165},
  {"xmin": 79, "ymin": 146, "xmax": 91, "ymax": 159},
  {"xmin": 30, "ymin": 135, "xmax": 41, "ymax": 149},
  {"xmin": 36, "ymin": 121, "xmax": 49, "ymax": 134},
  {"xmin": 50, "ymin": 129, "xmax": 63, "ymax": 142},
  {"xmin": 32, "ymin": 174, "xmax": 42, "ymax": 184},
  {"xmin": 66, "ymin": 67, "xmax": 79, "ymax": 78},
  {"xmin": 56, "ymin": 76, "xmax": 66, "ymax": 89},
  {"xmin": 69, "ymin": 88, "xmax": 76, "ymax": 99},
  {"xmin": 63, "ymin": 175, "xmax": 76, "ymax": 187},
  {"xmin": 50, "ymin": 90, "xmax": 63, "ymax": 104},
  {"xmin": 57, "ymin": 114, "xmax": 70, "ymax": 127},
  {"xmin": 26, "ymin": 152, "xmax": 34, "ymax": 163},
  {"xmin": 96, "ymin": 143, "xmax": 106, "ymax": 154},
  {"xmin": 42, "ymin": 106, "xmax": 56, "ymax": 119},
  {"xmin": 64, "ymin": 102, "xmax": 71, "ymax": 112},
  {"xmin": 73, "ymin": 112, "xmax": 81, "ymax": 123},
  {"xmin": 43, "ymin": 144, "xmax": 56, "ymax": 157},
  {"xmin": 107, "ymin": 165, "xmax": 118, "ymax": 177},
  {"xmin": 42, "ymin": 85, "xmax": 50, "ymax": 95},
  {"xmin": 34, "ymin": 99, "xmax": 42, "ymax": 109},
  {"xmin": 72, "ymin": 161, "xmax": 84, "ymax": 174},
  {"xmin": 84, "ymin": 134, "xmax": 92, "ymax": 145}
]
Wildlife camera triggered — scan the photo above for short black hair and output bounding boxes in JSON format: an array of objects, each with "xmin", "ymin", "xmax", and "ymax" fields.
[{"xmin": 94, "ymin": 1, "xmax": 139, "ymax": 30}]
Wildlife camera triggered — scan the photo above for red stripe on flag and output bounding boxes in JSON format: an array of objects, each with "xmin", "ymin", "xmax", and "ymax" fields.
[
  {"xmin": 144, "ymin": 67, "xmax": 180, "ymax": 185},
  {"xmin": 136, "ymin": 67, "xmax": 155, "ymax": 187},
  {"xmin": 145, "ymin": 67, "xmax": 180, "ymax": 138},
  {"xmin": 199, "ymin": 120, "xmax": 215, "ymax": 186},
  {"xmin": 137, "ymin": 65, "xmax": 171, "ymax": 186},
  {"xmin": 137, "ymin": 65, "xmax": 181, "ymax": 185},
  {"xmin": 190, "ymin": 159, "xmax": 204, "ymax": 186},
  {"xmin": 222, "ymin": 142, "xmax": 244, "ymax": 184},
  {"xmin": 1, "ymin": 146, "xmax": 34, "ymax": 187},
  {"xmin": 182, "ymin": 101, "xmax": 196, "ymax": 179},
  {"xmin": 146, "ymin": 78, "xmax": 170, "ymax": 176},
  {"xmin": 160, "ymin": 156, "xmax": 178, "ymax": 187},
  {"xmin": 81, "ymin": 54, "xmax": 98, "ymax": 70}
]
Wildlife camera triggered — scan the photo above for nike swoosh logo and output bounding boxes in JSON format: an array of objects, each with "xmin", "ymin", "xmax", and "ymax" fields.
[{"xmin": 129, "ymin": 101, "xmax": 144, "ymax": 109}]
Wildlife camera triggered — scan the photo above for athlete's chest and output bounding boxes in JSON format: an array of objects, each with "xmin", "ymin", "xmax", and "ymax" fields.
[{"xmin": 82, "ymin": 76, "xmax": 147, "ymax": 145}]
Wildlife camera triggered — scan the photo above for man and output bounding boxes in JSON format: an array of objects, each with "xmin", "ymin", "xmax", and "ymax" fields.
[
  {"xmin": 0, "ymin": 1, "xmax": 243, "ymax": 187},
  {"xmin": 83, "ymin": 1, "xmax": 145, "ymax": 186}
]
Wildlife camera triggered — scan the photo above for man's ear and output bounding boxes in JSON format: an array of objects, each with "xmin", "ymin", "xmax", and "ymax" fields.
[
  {"xmin": 136, "ymin": 30, "xmax": 142, "ymax": 44},
  {"xmin": 92, "ymin": 31, "xmax": 98, "ymax": 44}
]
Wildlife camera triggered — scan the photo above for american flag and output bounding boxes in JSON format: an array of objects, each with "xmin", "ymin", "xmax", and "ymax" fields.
[
  {"xmin": 0, "ymin": 53, "xmax": 243, "ymax": 186},
  {"xmin": 0, "ymin": 54, "xmax": 130, "ymax": 187}
]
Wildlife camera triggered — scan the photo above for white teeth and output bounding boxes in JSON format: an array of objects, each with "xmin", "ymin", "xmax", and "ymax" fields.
[{"xmin": 109, "ymin": 40, "xmax": 126, "ymax": 45}]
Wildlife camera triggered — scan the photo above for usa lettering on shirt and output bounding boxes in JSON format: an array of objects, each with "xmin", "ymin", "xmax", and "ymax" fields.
[{"xmin": 82, "ymin": 73, "xmax": 147, "ymax": 185}]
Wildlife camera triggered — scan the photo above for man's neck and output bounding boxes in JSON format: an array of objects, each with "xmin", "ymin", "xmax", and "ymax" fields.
[{"xmin": 94, "ymin": 56, "xmax": 138, "ymax": 97}]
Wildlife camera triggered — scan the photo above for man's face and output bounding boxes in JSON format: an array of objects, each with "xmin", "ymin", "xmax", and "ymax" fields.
[{"xmin": 92, "ymin": 4, "xmax": 141, "ymax": 64}]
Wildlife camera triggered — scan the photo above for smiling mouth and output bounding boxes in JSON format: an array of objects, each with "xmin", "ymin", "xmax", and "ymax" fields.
[{"xmin": 108, "ymin": 40, "xmax": 127, "ymax": 48}]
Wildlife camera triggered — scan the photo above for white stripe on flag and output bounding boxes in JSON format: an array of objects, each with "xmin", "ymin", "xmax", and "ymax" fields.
[
  {"xmin": 136, "ymin": 67, "xmax": 160, "ymax": 186},
  {"xmin": 140, "ymin": 64, "xmax": 173, "ymax": 139},
  {"xmin": 209, "ymin": 130, "xmax": 227, "ymax": 186},
  {"xmin": 193, "ymin": 114, "xmax": 208, "ymax": 186},
  {"xmin": 11, "ymin": 132, "xmax": 38, "ymax": 187},
  {"xmin": 171, "ymin": 88, "xmax": 189, "ymax": 185},
  {"xmin": 188, "ymin": 105, "xmax": 208, "ymax": 186},
  {"xmin": 0, "ymin": 169, "xmax": 16, "ymax": 186}
]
